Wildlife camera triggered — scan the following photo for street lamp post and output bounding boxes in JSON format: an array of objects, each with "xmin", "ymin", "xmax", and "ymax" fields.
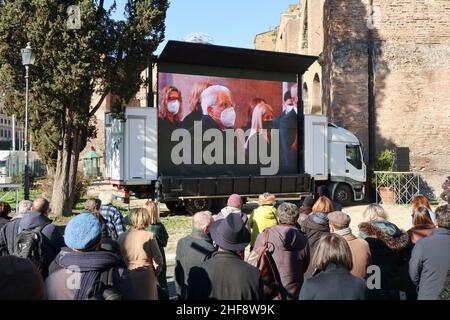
[{"xmin": 21, "ymin": 42, "xmax": 35, "ymax": 201}]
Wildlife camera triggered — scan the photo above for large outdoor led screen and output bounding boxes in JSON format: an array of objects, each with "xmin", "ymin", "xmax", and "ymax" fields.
[{"xmin": 158, "ymin": 72, "xmax": 299, "ymax": 177}]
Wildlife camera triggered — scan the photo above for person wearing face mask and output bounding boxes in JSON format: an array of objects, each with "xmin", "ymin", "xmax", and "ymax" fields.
[
  {"xmin": 187, "ymin": 85, "xmax": 244, "ymax": 175},
  {"xmin": 245, "ymin": 102, "xmax": 274, "ymax": 174},
  {"xmin": 273, "ymin": 84, "xmax": 299, "ymax": 173},
  {"xmin": 159, "ymin": 86, "xmax": 183, "ymax": 132},
  {"xmin": 194, "ymin": 85, "xmax": 236, "ymax": 131}
]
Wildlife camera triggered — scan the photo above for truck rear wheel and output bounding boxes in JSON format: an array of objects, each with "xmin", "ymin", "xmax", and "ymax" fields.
[
  {"xmin": 185, "ymin": 198, "xmax": 212, "ymax": 215},
  {"xmin": 334, "ymin": 184, "xmax": 353, "ymax": 207}
]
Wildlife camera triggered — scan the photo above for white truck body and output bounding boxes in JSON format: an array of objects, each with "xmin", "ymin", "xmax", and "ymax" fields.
[{"xmin": 105, "ymin": 107, "xmax": 158, "ymax": 185}]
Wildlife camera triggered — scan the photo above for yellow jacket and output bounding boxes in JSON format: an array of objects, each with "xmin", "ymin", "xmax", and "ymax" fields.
[{"xmin": 248, "ymin": 205, "xmax": 278, "ymax": 246}]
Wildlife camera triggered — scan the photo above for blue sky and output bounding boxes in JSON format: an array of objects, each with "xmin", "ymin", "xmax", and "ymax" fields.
[{"xmin": 104, "ymin": 0, "xmax": 298, "ymax": 54}]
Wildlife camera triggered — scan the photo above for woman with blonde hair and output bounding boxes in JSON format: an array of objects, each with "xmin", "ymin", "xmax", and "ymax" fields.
[
  {"xmin": 248, "ymin": 193, "xmax": 278, "ymax": 249},
  {"xmin": 244, "ymin": 102, "xmax": 274, "ymax": 150},
  {"xmin": 145, "ymin": 200, "xmax": 169, "ymax": 299},
  {"xmin": 358, "ymin": 204, "xmax": 409, "ymax": 300},
  {"xmin": 118, "ymin": 208, "xmax": 163, "ymax": 300},
  {"xmin": 159, "ymin": 86, "xmax": 184, "ymax": 130},
  {"xmin": 299, "ymin": 234, "xmax": 366, "ymax": 300},
  {"xmin": 300, "ymin": 196, "xmax": 334, "ymax": 278}
]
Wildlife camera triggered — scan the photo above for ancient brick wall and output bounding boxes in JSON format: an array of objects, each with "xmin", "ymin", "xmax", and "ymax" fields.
[
  {"xmin": 373, "ymin": 0, "xmax": 450, "ymax": 197},
  {"xmin": 324, "ymin": 0, "xmax": 450, "ymax": 197}
]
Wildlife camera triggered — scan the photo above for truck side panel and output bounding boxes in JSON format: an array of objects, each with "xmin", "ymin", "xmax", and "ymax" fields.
[{"xmin": 304, "ymin": 115, "xmax": 328, "ymax": 181}]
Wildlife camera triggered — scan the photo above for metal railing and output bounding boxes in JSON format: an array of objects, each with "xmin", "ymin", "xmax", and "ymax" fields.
[{"xmin": 374, "ymin": 171, "xmax": 420, "ymax": 205}]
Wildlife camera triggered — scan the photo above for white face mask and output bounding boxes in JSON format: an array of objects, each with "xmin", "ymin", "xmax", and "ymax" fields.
[
  {"xmin": 286, "ymin": 104, "xmax": 294, "ymax": 113},
  {"xmin": 220, "ymin": 107, "xmax": 236, "ymax": 128},
  {"xmin": 167, "ymin": 100, "xmax": 180, "ymax": 114}
]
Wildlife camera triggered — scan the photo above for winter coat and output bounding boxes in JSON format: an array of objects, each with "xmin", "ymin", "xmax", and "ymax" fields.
[
  {"xmin": 358, "ymin": 220, "xmax": 410, "ymax": 300},
  {"xmin": 175, "ymin": 229, "xmax": 217, "ymax": 299},
  {"xmin": 253, "ymin": 224, "xmax": 310, "ymax": 300},
  {"xmin": 249, "ymin": 205, "xmax": 278, "ymax": 247},
  {"xmin": 409, "ymin": 228, "xmax": 450, "ymax": 300},
  {"xmin": 146, "ymin": 222, "xmax": 169, "ymax": 299},
  {"xmin": 407, "ymin": 224, "xmax": 435, "ymax": 245},
  {"xmin": 343, "ymin": 234, "xmax": 371, "ymax": 279},
  {"xmin": 18, "ymin": 212, "xmax": 65, "ymax": 278},
  {"xmin": 297, "ymin": 206, "xmax": 311, "ymax": 226},
  {"xmin": 187, "ymin": 250, "xmax": 263, "ymax": 300},
  {"xmin": 300, "ymin": 212, "xmax": 330, "ymax": 278},
  {"xmin": 45, "ymin": 251, "xmax": 135, "ymax": 300},
  {"xmin": 216, "ymin": 206, "xmax": 248, "ymax": 225},
  {"xmin": 0, "ymin": 217, "xmax": 10, "ymax": 228},
  {"xmin": 299, "ymin": 263, "xmax": 367, "ymax": 300},
  {"xmin": 118, "ymin": 229, "xmax": 163, "ymax": 300}
]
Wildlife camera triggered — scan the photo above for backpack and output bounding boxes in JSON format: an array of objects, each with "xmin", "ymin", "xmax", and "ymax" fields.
[
  {"xmin": 86, "ymin": 267, "xmax": 123, "ymax": 300},
  {"xmin": 247, "ymin": 229, "xmax": 284, "ymax": 300},
  {"xmin": 13, "ymin": 223, "xmax": 50, "ymax": 273}
]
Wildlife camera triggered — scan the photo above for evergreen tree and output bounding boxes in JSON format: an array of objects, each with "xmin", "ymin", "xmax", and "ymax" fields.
[{"xmin": 0, "ymin": 0, "xmax": 169, "ymax": 215}]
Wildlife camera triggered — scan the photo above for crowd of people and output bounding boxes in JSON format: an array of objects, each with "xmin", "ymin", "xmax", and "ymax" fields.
[{"xmin": 0, "ymin": 190, "xmax": 449, "ymax": 300}]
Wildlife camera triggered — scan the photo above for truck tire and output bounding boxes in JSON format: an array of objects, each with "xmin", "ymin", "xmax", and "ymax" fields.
[
  {"xmin": 185, "ymin": 198, "xmax": 212, "ymax": 215},
  {"xmin": 334, "ymin": 184, "xmax": 353, "ymax": 207},
  {"xmin": 165, "ymin": 201, "xmax": 186, "ymax": 214}
]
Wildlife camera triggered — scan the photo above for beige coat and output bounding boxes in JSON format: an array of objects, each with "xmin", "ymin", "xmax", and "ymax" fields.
[
  {"xmin": 343, "ymin": 234, "xmax": 372, "ymax": 279},
  {"xmin": 118, "ymin": 229, "xmax": 163, "ymax": 300}
]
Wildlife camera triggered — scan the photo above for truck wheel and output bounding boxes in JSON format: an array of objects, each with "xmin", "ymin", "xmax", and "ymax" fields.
[
  {"xmin": 165, "ymin": 201, "xmax": 186, "ymax": 214},
  {"xmin": 185, "ymin": 198, "xmax": 212, "ymax": 215},
  {"xmin": 334, "ymin": 184, "xmax": 353, "ymax": 207}
]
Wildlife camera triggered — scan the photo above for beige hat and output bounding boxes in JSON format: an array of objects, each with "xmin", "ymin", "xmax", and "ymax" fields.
[
  {"xmin": 258, "ymin": 193, "xmax": 276, "ymax": 206},
  {"xmin": 328, "ymin": 211, "xmax": 351, "ymax": 229}
]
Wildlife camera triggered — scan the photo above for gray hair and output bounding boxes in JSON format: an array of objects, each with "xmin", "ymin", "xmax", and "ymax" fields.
[
  {"xmin": 200, "ymin": 85, "xmax": 231, "ymax": 115},
  {"xmin": 277, "ymin": 202, "xmax": 299, "ymax": 225},
  {"xmin": 192, "ymin": 211, "xmax": 213, "ymax": 231},
  {"xmin": 363, "ymin": 203, "xmax": 389, "ymax": 222},
  {"xmin": 18, "ymin": 200, "xmax": 33, "ymax": 215},
  {"xmin": 99, "ymin": 191, "xmax": 114, "ymax": 205}
]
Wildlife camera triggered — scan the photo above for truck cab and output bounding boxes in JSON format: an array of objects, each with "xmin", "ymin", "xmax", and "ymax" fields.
[
  {"xmin": 328, "ymin": 123, "xmax": 366, "ymax": 204},
  {"xmin": 305, "ymin": 116, "xmax": 366, "ymax": 206}
]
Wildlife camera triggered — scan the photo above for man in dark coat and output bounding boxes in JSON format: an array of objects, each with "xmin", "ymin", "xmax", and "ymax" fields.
[
  {"xmin": 0, "ymin": 198, "xmax": 64, "ymax": 278},
  {"xmin": 175, "ymin": 211, "xmax": 216, "ymax": 300},
  {"xmin": 187, "ymin": 213, "xmax": 263, "ymax": 300},
  {"xmin": 409, "ymin": 204, "xmax": 450, "ymax": 300}
]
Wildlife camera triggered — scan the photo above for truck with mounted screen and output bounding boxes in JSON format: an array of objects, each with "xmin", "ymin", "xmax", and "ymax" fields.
[{"xmin": 105, "ymin": 41, "xmax": 366, "ymax": 213}]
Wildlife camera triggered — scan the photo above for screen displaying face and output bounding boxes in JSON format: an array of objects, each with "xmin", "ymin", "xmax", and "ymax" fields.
[{"xmin": 158, "ymin": 72, "xmax": 299, "ymax": 177}]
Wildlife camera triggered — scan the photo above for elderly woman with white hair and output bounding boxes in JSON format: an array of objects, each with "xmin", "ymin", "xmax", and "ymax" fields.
[
  {"xmin": 98, "ymin": 191, "xmax": 126, "ymax": 240},
  {"xmin": 358, "ymin": 204, "xmax": 409, "ymax": 300}
]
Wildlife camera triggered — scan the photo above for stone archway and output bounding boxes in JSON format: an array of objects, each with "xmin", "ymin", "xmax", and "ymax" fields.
[
  {"xmin": 312, "ymin": 73, "xmax": 322, "ymax": 114},
  {"xmin": 303, "ymin": 82, "xmax": 310, "ymax": 113}
]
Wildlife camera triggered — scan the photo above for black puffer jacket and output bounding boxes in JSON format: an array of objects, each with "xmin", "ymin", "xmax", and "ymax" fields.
[{"xmin": 358, "ymin": 220, "xmax": 409, "ymax": 300}]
